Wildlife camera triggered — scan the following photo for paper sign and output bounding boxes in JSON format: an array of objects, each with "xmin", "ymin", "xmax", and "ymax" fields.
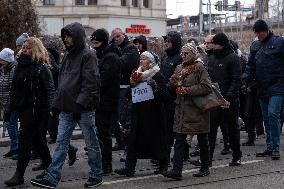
[{"xmin": 131, "ymin": 82, "xmax": 154, "ymax": 103}]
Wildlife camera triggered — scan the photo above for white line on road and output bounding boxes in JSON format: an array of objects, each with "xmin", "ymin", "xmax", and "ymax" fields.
[{"xmin": 102, "ymin": 159, "xmax": 264, "ymax": 185}]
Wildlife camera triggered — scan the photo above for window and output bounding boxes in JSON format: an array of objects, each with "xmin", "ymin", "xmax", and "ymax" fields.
[
  {"xmin": 121, "ymin": 0, "xmax": 126, "ymax": 6},
  {"xmin": 75, "ymin": 0, "xmax": 85, "ymax": 5},
  {"xmin": 132, "ymin": 0, "xmax": 138, "ymax": 7},
  {"xmin": 43, "ymin": 0, "xmax": 55, "ymax": 5},
  {"xmin": 88, "ymin": 0, "xmax": 97, "ymax": 5},
  {"xmin": 143, "ymin": 0, "xmax": 149, "ymax": 8}
]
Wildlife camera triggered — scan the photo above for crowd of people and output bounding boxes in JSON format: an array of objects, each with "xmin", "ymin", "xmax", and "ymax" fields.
[{"xmin": 0, "ymin": 19, "xmax": 284, "ymax": 188}]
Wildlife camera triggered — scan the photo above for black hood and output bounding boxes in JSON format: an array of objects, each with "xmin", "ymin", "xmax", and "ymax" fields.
[
  {"xmin": 97, "ymin": 41, "xmax": 122, "ymax": 59},
  {"xmin": 163, "ymin": 31, "xmax": 182, "ymax": 57},
  {"xmin": 45, "ymin": 41, "xmax": 60, "ymax": 64},
  {"xmin": 133, "ymin": 35, "xmax": 147, "ymax": 52},
  {"xmin": 61, "ymin": 22, "xmax": 86, "ymax": 53}
]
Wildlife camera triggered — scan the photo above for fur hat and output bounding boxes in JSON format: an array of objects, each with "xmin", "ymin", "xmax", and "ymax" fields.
[
  {"xmin": 0, "ymin": 48, "xmax": 14, "ymax": 63},
  {"xmin": 16, "ymin": 33, "xmax": 29, "ymax": 46}
]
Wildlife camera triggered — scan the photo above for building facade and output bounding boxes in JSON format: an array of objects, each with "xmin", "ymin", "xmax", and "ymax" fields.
[{"xmin": 34, "ymin": 0, "xmax": 167, "ymax": 37}]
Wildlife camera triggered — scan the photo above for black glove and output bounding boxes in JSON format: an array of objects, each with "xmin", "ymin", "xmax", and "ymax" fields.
[
  {"xmin": 3, "ymin": 111, "xmax": 11, "ymax": 122},
  {"xmin": 51, "ymin": 107, "xmax": 60, "ymax": 118},
  {"xmin": 72, "ymin": 113, "xmax": 81, "ymax": 121}
]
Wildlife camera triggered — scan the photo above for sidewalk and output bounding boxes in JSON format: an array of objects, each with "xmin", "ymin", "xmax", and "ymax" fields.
[{"xmin": 0, "ymin": 121, "xmax": 83, "ymax": 147}]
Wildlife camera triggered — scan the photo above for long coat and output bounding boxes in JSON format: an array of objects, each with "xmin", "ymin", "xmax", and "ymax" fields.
[
  {"xmin": 173, "ymin": 61, "xmax": 212, "ymax": 135},
  {"xmin": 127, "ymin": 72, "xmax": 170, "ymax": 160}
]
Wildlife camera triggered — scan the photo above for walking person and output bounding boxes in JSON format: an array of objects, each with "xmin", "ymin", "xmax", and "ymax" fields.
[
  {"xmin": 243, "ymin": 20, "xmax": 284, "ymax": 160},
  {"xmin": 114, "ymin": 51, "xmax": 170, "ymax": 176},
  {"xmin": 30, "ymin": 22, "xmax": 103, "ymax": 188},
  {"xmin": 162, "ymin": 43, "xmax": 211, "ymax": 180},
  {"xmin": 0, "ymin": 48, "xmax": 19, "ymax": 159},
  {"xmin": 4, "ymin": 37, "xmax": 54, "ymax": 187},
  {"xmin": 90, "ymin": 28, "xmax": 121, "ymax": 175}
]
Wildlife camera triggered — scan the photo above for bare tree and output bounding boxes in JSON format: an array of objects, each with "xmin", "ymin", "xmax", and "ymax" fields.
[{"xmin": 0, "ymin": 0, "xmax": 40, "ymax": 50}]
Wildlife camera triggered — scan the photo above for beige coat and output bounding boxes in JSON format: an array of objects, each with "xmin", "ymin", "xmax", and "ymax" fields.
[{"xmin": 173, "ymin": 60, "xmax": 212, "ymax": 134}]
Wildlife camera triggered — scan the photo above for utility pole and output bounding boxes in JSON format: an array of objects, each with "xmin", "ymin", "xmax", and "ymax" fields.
[
  {"xmin": 208, "ymin": 0, "xmax": 212, "ymax": 34},
  {"xmin": 199, "ymin": 0, "xmax": 203, "ymax": 40}
]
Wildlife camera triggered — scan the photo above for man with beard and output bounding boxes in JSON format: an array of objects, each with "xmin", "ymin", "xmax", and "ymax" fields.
[{"xmin": 207, "ymin": 33, "xmax": 242, "ymax": 166}]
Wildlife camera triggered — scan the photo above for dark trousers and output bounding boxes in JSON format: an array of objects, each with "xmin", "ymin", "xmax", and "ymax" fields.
[
  {"xmin": 165, "ymin": 100, "xmax": 175, "ymax": 164},
  {"xmin": 47, "ymin": 115, "xmax": 59, "ymax": 140},
  {"xmin": 173, "ymin": 133, "xmax": 209, "ymax": 173},
  {"xmin": 97, "ymin": 110, "xmax": 114, "ymax": 169},
  {"xmin": 125, "ymin": 157, "xmax": 168, "ymax": 171},
  {"xmin": 16, "ymin": 108, "xmax": 52, "ymax": 177},
  {"xmin": 209, "ymin": 99, "xmax": 242, "ymax": 160},
  {"xmin": 245, "ymin": 117, "xmax": 263, "ymax": 141}
]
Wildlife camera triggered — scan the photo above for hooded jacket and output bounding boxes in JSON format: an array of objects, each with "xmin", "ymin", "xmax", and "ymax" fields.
[
  {"xmin": 243, "ymin": 32, "xmax": 284, "ymax": 97},
  {"xmin": 118, "ymin": 36, "xmax": 140, "ymax": 86},
  {"xmin": 52, "ymin": 22, "xmax": 100, "ymax": 113}
]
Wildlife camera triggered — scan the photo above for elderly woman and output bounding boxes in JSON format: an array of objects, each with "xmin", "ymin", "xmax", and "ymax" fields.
[
  {"xmin": 4, "ymin": 37, "xmax": 54, "ymax": 187},
  {"xmin": 162, "ymin": 43, "xmax": 212, "ymax": 180},
  {"xmin": 114, "ymin": 51, "xmax": 170, "ymax": 177}
]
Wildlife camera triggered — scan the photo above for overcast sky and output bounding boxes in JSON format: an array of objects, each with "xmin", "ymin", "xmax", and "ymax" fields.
[{"xmin": 166, "ymin": 0, "xmax": 255, "ymax": 18}]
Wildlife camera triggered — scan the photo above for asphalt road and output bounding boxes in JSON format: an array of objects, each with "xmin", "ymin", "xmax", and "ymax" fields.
[{"xmin": 1, "ymin": 130, "xmax": 284, "ymax": 189}]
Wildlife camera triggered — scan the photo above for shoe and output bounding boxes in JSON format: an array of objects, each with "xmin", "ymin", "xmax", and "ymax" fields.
[
  {"xmin": 190, "ymin": 149, "xmax": 200, "ymax": 157},
  {"xmin": 112, "ymin": 143, "xmax": 124, "ymax": 151},
  {"xmin": 271, "ymin": 151, "xmax": 280, "ymax": 160},
  {"xmin": 229, "ymin": 158, "xmax": 241, "ymax": 166},
  {"xmin": 3, "ymin": 150, "xmax": 18, "ymax": 158},
  {"xmin": 31, "ymin": 178, "xmax": 56, "ymax": 189},
  {"xmin": 189, "ymin": 159, "xmax": 201, "ymax": 167},
  {"xmin": 242, "ymin": 141, "xmax": 255, "ymax": 146},
  {"xmin": 11, "ymin": 154, "xmax": 18, "ymax": 160},
  {"xmin": 48, "ymin": 138, "xmax": 56, "ymax": 144},
  {"xmin": 84, "ymin": 178, "xmax": 103, "ymax": 188},
  {"xmin": 114, "ymin": 167, "xmax": 135, "ymax": 177},
  {"xmin": 36, "ymin": 171, "xmax": 46, "ymax": 179},
  {"xmin": 32, "ymin": 163, "xmax": 48, "ymax": 171},
  {"xmin": 193, "ymin": 168, "xmax": 210, "ymax": 177},
  {"xmin": 68, "ymin": 147, "xmax": 78, "ymax": 166},
  {"xmin": 4, "ymin": 173, "xmax": 24, "ymax": 187},
  {"xmin": 256, "ymin": 150, "xmax": 272, "ymax": 157},
  {"xmin": 221, "ymin": 148, "xmax": 232, "ymax": 155},
  {"xmin": 162, "ymin": 169, "xmax": 182, "ymax": 180}
]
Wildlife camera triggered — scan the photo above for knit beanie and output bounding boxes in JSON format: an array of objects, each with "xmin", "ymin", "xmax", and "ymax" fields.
[
  {"xmin": 182, "ymin": 42, "xmax": 198, "ymax": 56},
  {"xmin": 90, "ymin": 29, "xmax": 109, "ymax": 45},
  {"xmin": 212, "ymin": 33, "xmax": 229, "ymax": 47},
  {"xmin": 0, "ymin": 48, "xmax": 15, "ymax": 63},
  {"xmin": 253, "ymin": 19, "xmax": 269, "ymax": 32},
  {"xmin": 16, "ymin": 33, "xmax": 29, "ymax": 46}
]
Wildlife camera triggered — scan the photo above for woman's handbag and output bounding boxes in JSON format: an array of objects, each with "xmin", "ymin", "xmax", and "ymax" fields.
[{"xmin": 192, "ymin": 83, "xmax": 227, "ymax": 112}]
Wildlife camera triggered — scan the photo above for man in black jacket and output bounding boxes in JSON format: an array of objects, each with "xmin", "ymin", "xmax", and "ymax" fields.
[
  {"xmin": 207, "ymin": 32, "xmax": 242, "ymax": 166},
  {"xmin": 90, "ymin": 28, "xmax": 121, "ymax": 175},
  {"xmin": 31, "ymin": 22, "xmax": 103, "ymax": 188},
  {"xmin": 111, "ymin": 28, "xmax": 140, "ymax": 151}
]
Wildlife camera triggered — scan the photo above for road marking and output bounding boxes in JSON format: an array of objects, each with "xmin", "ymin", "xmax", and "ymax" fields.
[{"xmin": 103, "ymin": 159, "xmax": 264, "ymax": 185}]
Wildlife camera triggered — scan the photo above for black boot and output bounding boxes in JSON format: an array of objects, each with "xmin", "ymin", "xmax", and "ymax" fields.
[
  {"xmin": 193, "ymin": 167, "xmax": 210, "ymax": 177},
  {"xmin": 114, "ymin": 167, "xmax": 135, "ymax": 177},
  {"xmin": 4, "ymin": 172, "xmax": 24, "ymax": 187},
  {"xmin": 162, "ymin": 169, "xmax": 182, "ymax": 180}
]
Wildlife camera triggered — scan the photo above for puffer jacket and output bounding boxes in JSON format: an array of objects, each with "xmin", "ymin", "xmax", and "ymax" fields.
[
  {"xmin": 243, "ymin": 32, "xmax": 284, "ymax": 97},
  {"xmin": 52, "ymin": 22, "xmax": 100, "ymax": 113},
  {"xmin": 173, "ymin": 60, "xmax": 212, "ymax": 134}
]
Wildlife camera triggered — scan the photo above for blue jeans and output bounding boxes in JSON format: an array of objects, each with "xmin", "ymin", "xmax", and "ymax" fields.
[
  {"xmin": 5, "ymin": 112, "xmax": 19, "ymax": 151},
  {"xmin": 44, "ymin": 112, "xmax": 102, "ymax": 185},
  {"xmin": 259, "ymin": 95, "xmax": 284, "ymax": 151}
]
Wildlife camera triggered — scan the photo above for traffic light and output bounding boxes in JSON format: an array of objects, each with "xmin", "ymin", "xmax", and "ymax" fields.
[
  {"xmin": 235, "ymin": 0, "xmax": 241, "ymax": 11},
  {"xmin": 215, "ymin": 1, "xmax": 223, "ymax": 11}
]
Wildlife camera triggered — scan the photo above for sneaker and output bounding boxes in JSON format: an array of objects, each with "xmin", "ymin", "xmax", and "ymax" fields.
[
  {"xmin": 271, "ymin": 151, "xmax": 280, "ymax": 160},
  {"xmin": 84, "ymin": 178, "xmax": 103, "ymax": 188},
  {"xmin": 114, "ymin": 167, "xmax": 135, "ymax": 177},
  {"xmin": 229, "ymin": 158, "xmax": 241, "ymax": 166},
  {"xmin": 193, "ymin": 168, "xmax": 210, "ymax": 177},
  {"xmin": 256, "ymin": 150, "xmax": 272, "ymax": 157},
  {"xmin": 162, "ymin": 169, "xmax": 182, "ymax": 180},
  {"xmin": 221, "ymin": 148, "xmax": 232, "ymax": 155},
  {"xmin": 30, "ymin": 178, "xmax": 56, "ymax": 189},
  {"xmin": 3, "ymin": 150, "xmax": 18, "ymax": 158}
]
